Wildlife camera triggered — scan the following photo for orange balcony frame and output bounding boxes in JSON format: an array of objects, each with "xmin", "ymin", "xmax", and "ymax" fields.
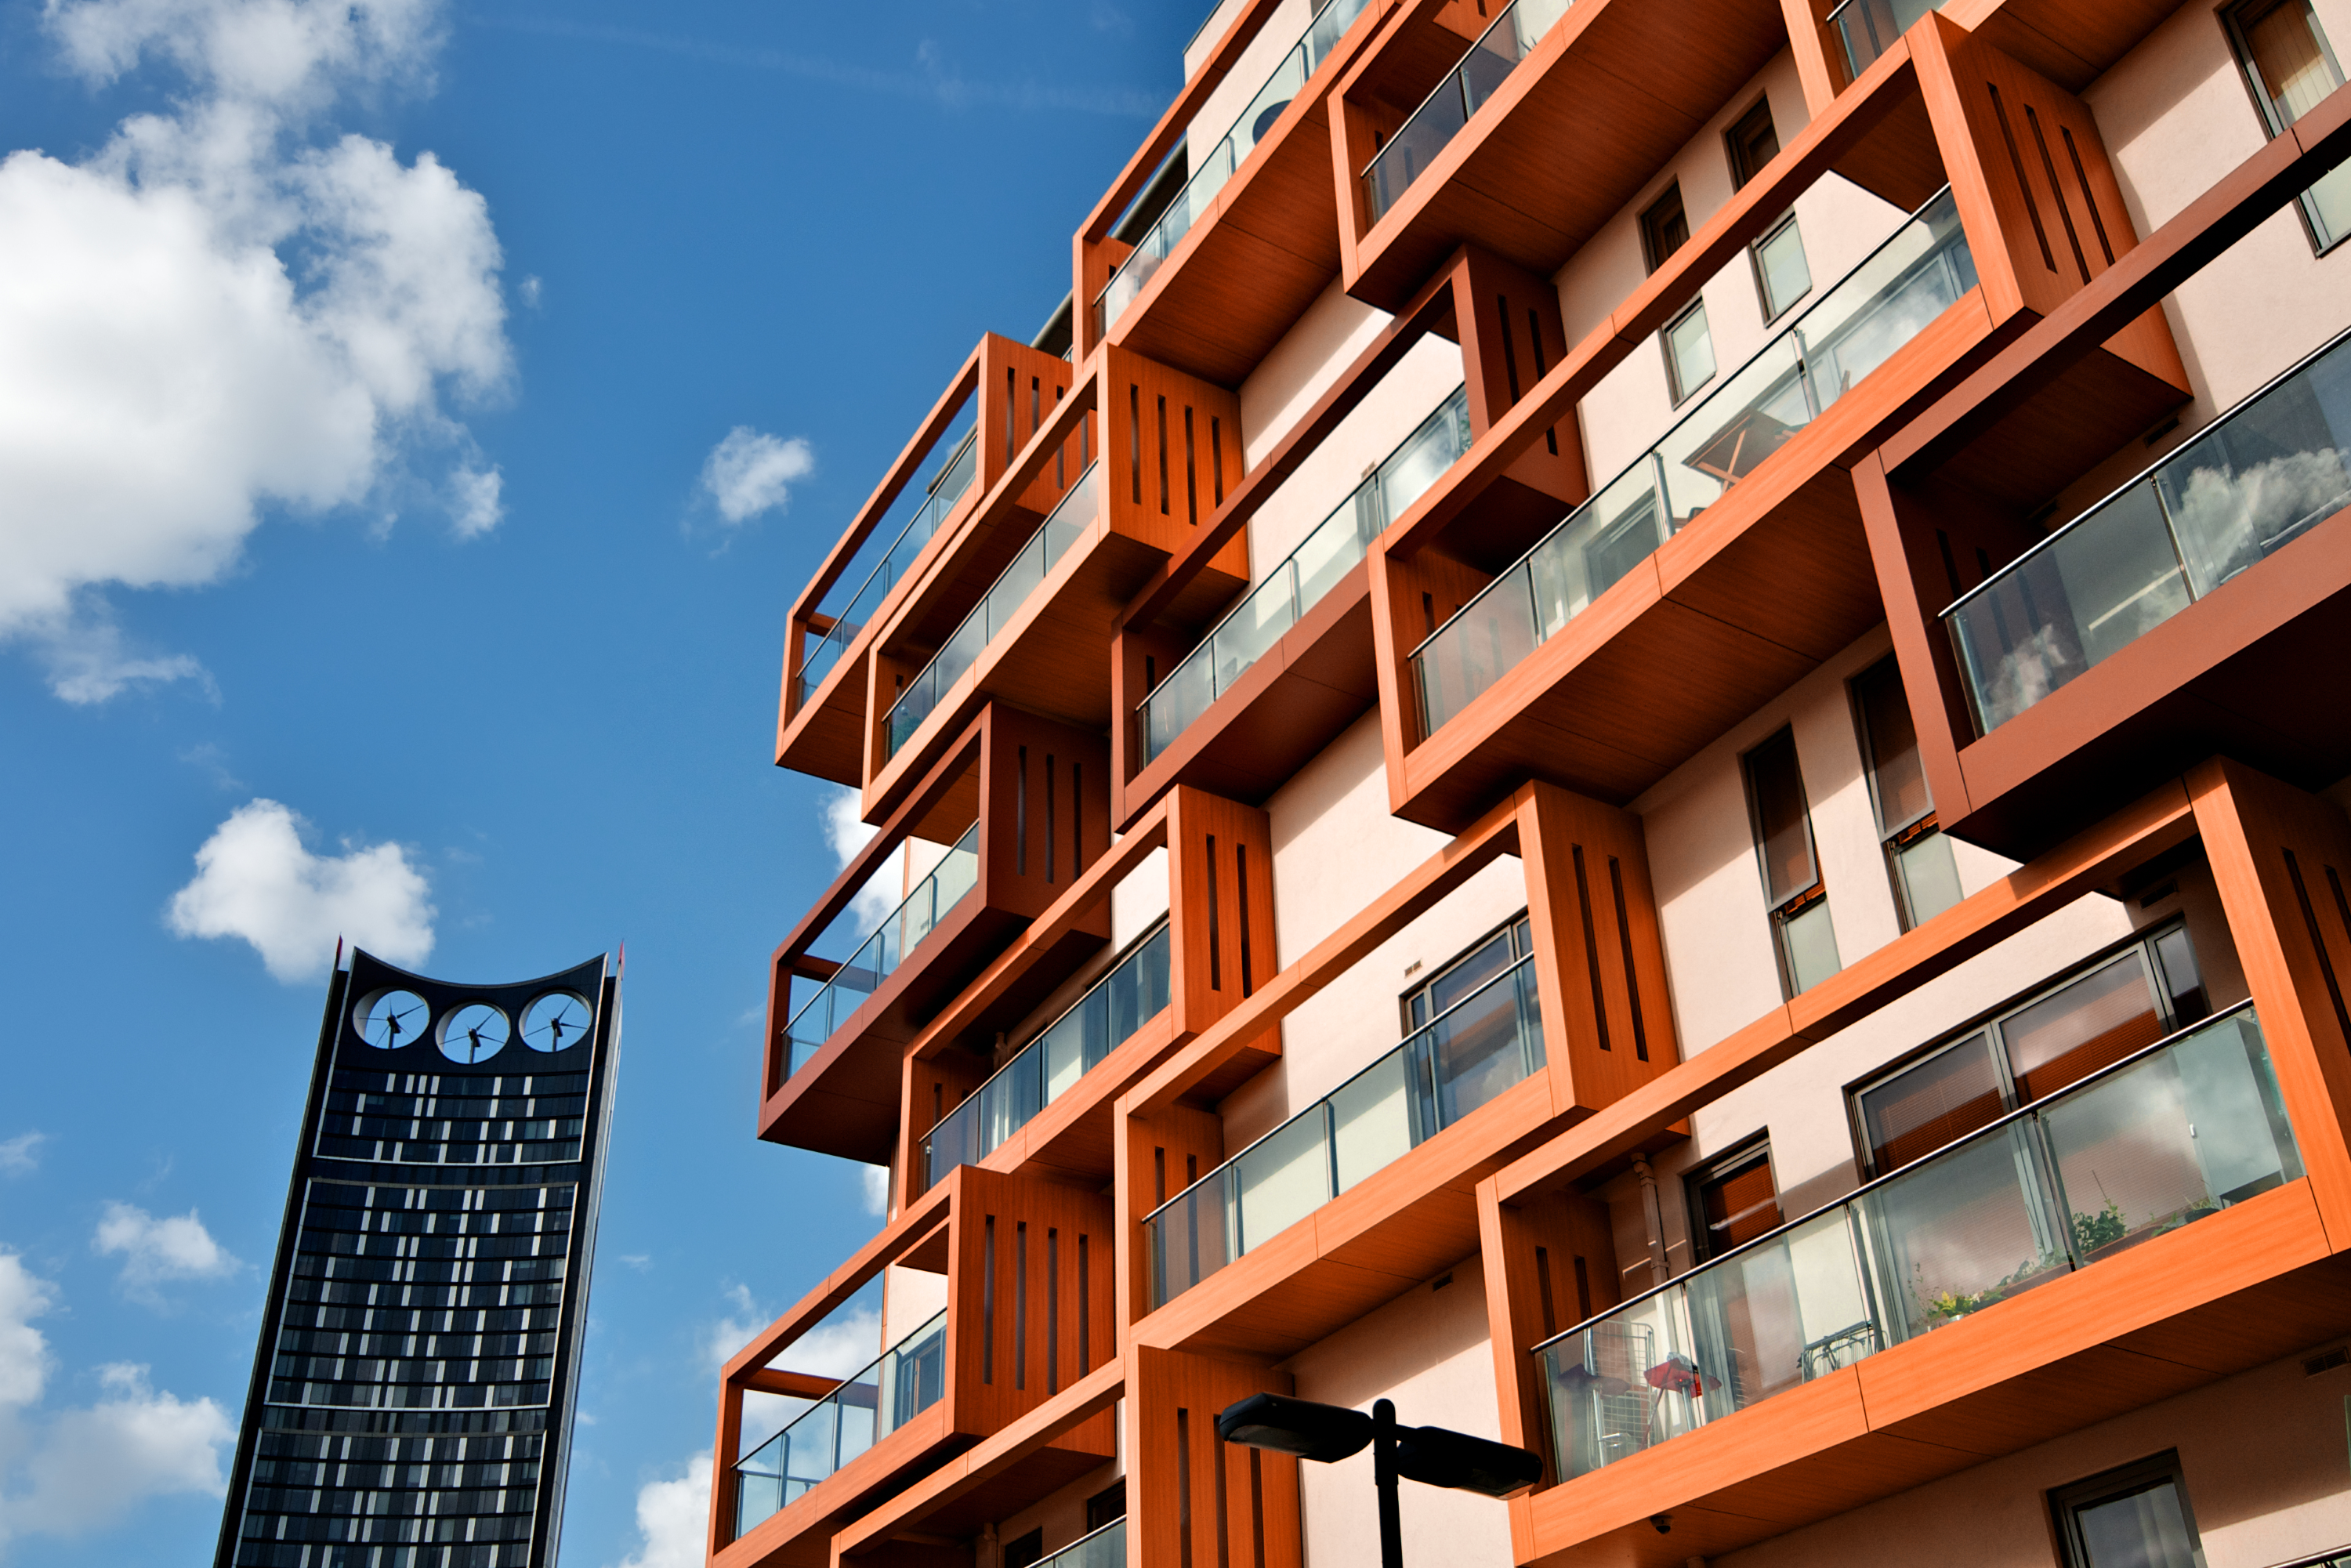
[
  {"xmin": 900, "ymin": 783, "xmax": 1282, "ymax": 1211},
  {"xmin": 1361, "ymin": 14, "xmax": 2190, "ymax": 835},
  {"xmin": 708, "ymin": 1163, "xmax": 1118, "ymax": 1568},
  {"xmin": 1110, "ymin": 778, "xmax": 1679, "ymax": 1364},
  {"xmin": 1472, "ymin": 758, "xmax": 2351, "ymax": 1566},
  {"xmin": 760, "ymin": 704, "xmax": 1113, "ymax": 1164},
  {"xmin": 820, "ymin": 1345, "xmax": 1310, "ymax": 1568},
  {"xmin": 854, "ymin": 346, "xmax": 1250, "ymax": 827},
  {"xmin": 1859, "ymin": 80, "xmax": 2351, "ymax": 862},
  {"xmin": 779, "ymin": 334, "xmax": 1079, "ymax": 788},
  {"xmin": 1113, "ymin": 240, "xmax": 1588, "ymax": 827},
  {"xmin": 1072, "ymin": 0, "xmax": 1394, "ymax": 382},
  {"xmin": 1330, "ymin": 0, "xmax": 1795, "ymax": 312}
]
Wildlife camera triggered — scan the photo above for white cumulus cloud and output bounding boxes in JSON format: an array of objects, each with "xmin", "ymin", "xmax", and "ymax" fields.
[
  {"xmin": 700, "ymin": 426, "xmax": 813, "ymax": 524},
  {"xmin": 0, "ymin": 1256, "xmax": 234, "ymax": 1548},
  {"xmin": 93, "ymin": 1202, "xmax": 241, "ymax": 1304},
  {"xmin": 0, "ymin": 0, "xmax": 512, "ymax": 701},
  {"xmin": 166, "ymin": 797, "xmax": 435, "ymax": 981},
  {"xmin": 0, "ymin": 1253, "xmax": 56, "ymax": 1410},
  {"xmin": 611, "ymin": 1450, "xmax": 712, "ymax": 1568}
]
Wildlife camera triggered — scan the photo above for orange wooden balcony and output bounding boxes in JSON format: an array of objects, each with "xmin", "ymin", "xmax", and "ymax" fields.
[
  {"xmin": 1332, "ymin": 0, "xmax": 1791, "ymax": 312},
  {"xmin": 779, "ymin": 334, "xmax": 1078, "ymax": 788},
  {"xmin": 1365, "ymin": 16, "xmax": 2188, "ymax": 834},
  {"xmin": 901, "ymin": 785, "xmax": 1281, "ymax": 1211},
  {"xmin": 1074, "ymin": 0, "xmax": 1391, "ymax": 383},
  {"xmin": 855, "ymin": 347, "xmax": 1248, "ymax": 827},
  {"xmin": 710, "ymin": 1164, "xmax": 1118, "ymax": 1568},
  {"xmin": 760, "ymin": 705, "xmax": 1112, "ymax": 1164},
  {"xmin": 1113, "ymin": 780, "xmax": 1677, "ymax": 1363},
  {"xmin": 1861, "ymin": 82, "xmax": 2351, "ymax": 861},
  {"xmin": 1473, "ymin": 759, "xmax": 2351, "ymax": 1566},
  {"xmin": 1114, "ymin": 243, "xmax": 1585, "ymax": 828}
]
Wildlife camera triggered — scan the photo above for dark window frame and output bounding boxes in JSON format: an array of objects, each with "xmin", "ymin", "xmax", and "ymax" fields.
[
  {"xmin": 1741, "ymin": 726, "xmax": 1834, "ymax": 999},
  {"xmin": 1748, "ymin": 209, "xmax": 1813, "ymax": 324},
  {"xmin": 1403, "ymin": 911, "xmax": 1536, "ymax": 1032},
  {"xmin": 1848, "ymin": 654, "xmax": 1958, "ymax": 930},
  {"xmin": 1844, "ymin": 918, "xmax": 2210, "ymax": 1178},
  {"xmin": 2219, "ymin": 0, "xmax": 2349, "ymax": 255},
  {"xmin": 1683, "ymin": 1138, "xmax": 1782, "ymax": 1264},
  {"xmin": 1662, "ymin": 297, "xmax": 1716, "ymax": 404},
  {"xmin": 2049, "ymin": 1450, "xmax": 2208, "ymax": 1568},
  {"xmin": 1639, "ymin": 182, "xmax": 1692, "ymax": 273},
  {"xmin": 1725, "ymin": 96, "xmax": 1780, "ymax": 190}
]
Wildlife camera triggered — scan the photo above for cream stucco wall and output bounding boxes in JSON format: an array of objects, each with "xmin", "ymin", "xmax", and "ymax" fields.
[
  {"xmin": 1223, "ymin": 712, "xmax": 1530, "ymax": 1149},
  {"xmin": 1717, "ymin": 1342, "xmax": 2351, "ymax": 1568},
  {"xmin": 1238, "ymin": 273, "xmax": 1396, "ymax": 465},
  {"xmin": 2046, "ymin": 0, "xmax": 2351, "ymax": 525},
  {"xmin": 1241, "ymin": 332, "xmax": 1467, "ymax": 579},
  {"xmin": 1287, "ymin": 1254, "xmax": 1516, "ymax": 1568}
]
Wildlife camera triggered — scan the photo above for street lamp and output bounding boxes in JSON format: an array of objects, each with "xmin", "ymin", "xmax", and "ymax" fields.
[{"xmin": 1216, "ymin": 1392, "xmax": 1543, "ymax": 1568}]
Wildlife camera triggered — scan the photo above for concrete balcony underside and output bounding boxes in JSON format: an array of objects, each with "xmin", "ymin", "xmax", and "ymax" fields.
[{"xmin": 1515, "ymin": 1180, "xmax": 2351, "ymax": 1566}]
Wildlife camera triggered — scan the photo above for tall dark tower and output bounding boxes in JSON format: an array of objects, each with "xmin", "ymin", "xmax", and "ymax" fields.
[{"xmin": 213, "ymin": 948, "xmax": 621, "ymax": 1568}]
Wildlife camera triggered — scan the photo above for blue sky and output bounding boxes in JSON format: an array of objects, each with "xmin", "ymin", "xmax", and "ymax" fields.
[{"xmin": 0, "ymin": 2, "xmax": 1190, "ymax": 1562}]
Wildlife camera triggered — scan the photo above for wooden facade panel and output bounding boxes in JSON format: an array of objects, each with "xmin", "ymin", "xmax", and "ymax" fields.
[
  {"xmin": 1129, "ymin": 1348, "xmax": 1305, "ymax": 1568},
  {"xmin": 949, "ymin": 1168, "xmax": 1122, "ymax": 1439}
]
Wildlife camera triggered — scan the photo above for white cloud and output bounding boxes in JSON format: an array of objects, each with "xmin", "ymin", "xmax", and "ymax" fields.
[
  {"xmin": 0, "ymin": 0, "xmax": 512, "ymax": 701},
  {"xmin": 0, "ymin": 1134, "xmax": 46, "ymax": 1178},
  {"xmin": 700, "ymin": 426, "xmax": 813, "ymax": 524},
  {"xmin": 2, "ymin": 1363, "xmax": 234, "ymax": 1542},
  {"xmin": 860, "ymin": 1163, "xmax": 889, "ymax": 1217},
  {"xmin": 611, "ymin": 1450, "xmax": 712, "ymax": 1568},
  {"xmin": 93, "ymin": 1202, "xmax": 241, "ymax": 1303},
  {"xmin": 165, "ymin": 797, "xmax": 435, "ymax": 981},
  {"xmin": 0, "ymin": 1253, "xmax": 56, "ymax": 1409},
  {"xmin": 0, "ymin": 1257, "xmax": 233, "ymax": 1548}
]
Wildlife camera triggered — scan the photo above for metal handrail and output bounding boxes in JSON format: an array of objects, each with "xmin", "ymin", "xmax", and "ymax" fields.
[{"xmin": 1528, "ymin": 999, "xmax": 2257, "ymax": 1356}]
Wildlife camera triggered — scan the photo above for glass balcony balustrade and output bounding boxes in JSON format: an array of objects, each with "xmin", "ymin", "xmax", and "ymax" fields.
[
  {"xmin": 784, "ymin": 826, "xmax": 982, "ymax": 1078},
  {"xmin": 1827, "ymin": 0, "xmax": 1938, "ymax": 81},
  {"xmin": 1036, "ymin": 1519, "xmax": 1126, "ymax": 1568},
  {"xmin": 1096, "ymin": 0, "xmax": 1374, "ymax": 335},
  {"xmin": 1144, "ymin": 954, "xmax": 1543, "ymax": 1308},
  {"xmin": 798, "ymin": 428, "xmax": 980, "ymax": 708},
  {"xmin": 1361, "ymin": 0, "xmax": 1575, "ymax": 221},
  {"xmin": 1944, "ymin": 328, "xmax": 2351, "ymax": 733},
  {"xmin": 883, "ymin": 465, "xmax": 1102, "ymax": 759},
  {"xmin": 1137, "ymin": 385, "xmax": 1473, "ymax": 766},
  {"xmin": 732, "ymin": 1311, "xmax": 949, "ymax": 1539},
  {"xmin": 924, "ymin": 923, "xmax": 1173, "ymax": 1187},
  {"xmin": 1538, "ymin": 1005, "xmax": 2299, "ymax": 1481},
  {"xmin": 1411, "ymin": 188, "xmax": 1975, "ymax": 737}
]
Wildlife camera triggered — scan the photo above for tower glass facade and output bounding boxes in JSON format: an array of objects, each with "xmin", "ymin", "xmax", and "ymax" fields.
[{"xmin": 214, "ymin": 949, "xmax": 621, "ymax": 1568}]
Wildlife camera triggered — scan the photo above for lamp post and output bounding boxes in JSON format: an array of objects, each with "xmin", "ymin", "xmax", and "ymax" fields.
[{"xmin": 1215, "ymin": 1392, "xmax": 1544, "ymax": 1568}]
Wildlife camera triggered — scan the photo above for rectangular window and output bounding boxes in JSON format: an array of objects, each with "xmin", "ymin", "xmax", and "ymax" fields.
[
  {"xmin": 1640, "ymin": 183, "xmax": 1691, "ymax": 273},
  {"xmin": 1850, "ymin": 925, "xmax": 2212, "ymax": 1175},
  {"xmin": 1726, "ymin": 97, "xmax": 1780, "ymax": 189},
  {"xmin": 1664, "ymin": 299, "xmax": 1715, "ymax": 403},
  {"xmin": 1751, "ymin": 213, "xmax": 1813, "ymax": 321},
  {"xmin": 2051, "ymin": 1454, "xmax": 2205, "ymax": 1568},
  {"xmin": 2224, "ymin": 0, "xmax": 2351, "ymax": 250},
  {"xmin": 1851, "ymin": 656, "xmax": 1962, "ymax": 929},
  {"xmin": 1405, "ymin": 914, "xmax": 1534, "ymax": 1030},
  {"xmin": 1742, "ymin": 727, "xmax": 1839, "ymax": 996},
  {"xmin": 1686, "ymin": 1143, "xmax": 1782, "ymax": 1262},
  {"xmin": 1002, "ymin": 1528, "xmax": 1046, "ymax": 1568}
]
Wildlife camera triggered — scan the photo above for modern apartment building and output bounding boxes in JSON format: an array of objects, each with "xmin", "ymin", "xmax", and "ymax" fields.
[
  {"xmin": 215, "ymin": 949, "xmax": 622, "ymax": 1568},
  {"xmin": 712, "ymin": 0, "xmax": 2351, "ymax": 1563}
]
